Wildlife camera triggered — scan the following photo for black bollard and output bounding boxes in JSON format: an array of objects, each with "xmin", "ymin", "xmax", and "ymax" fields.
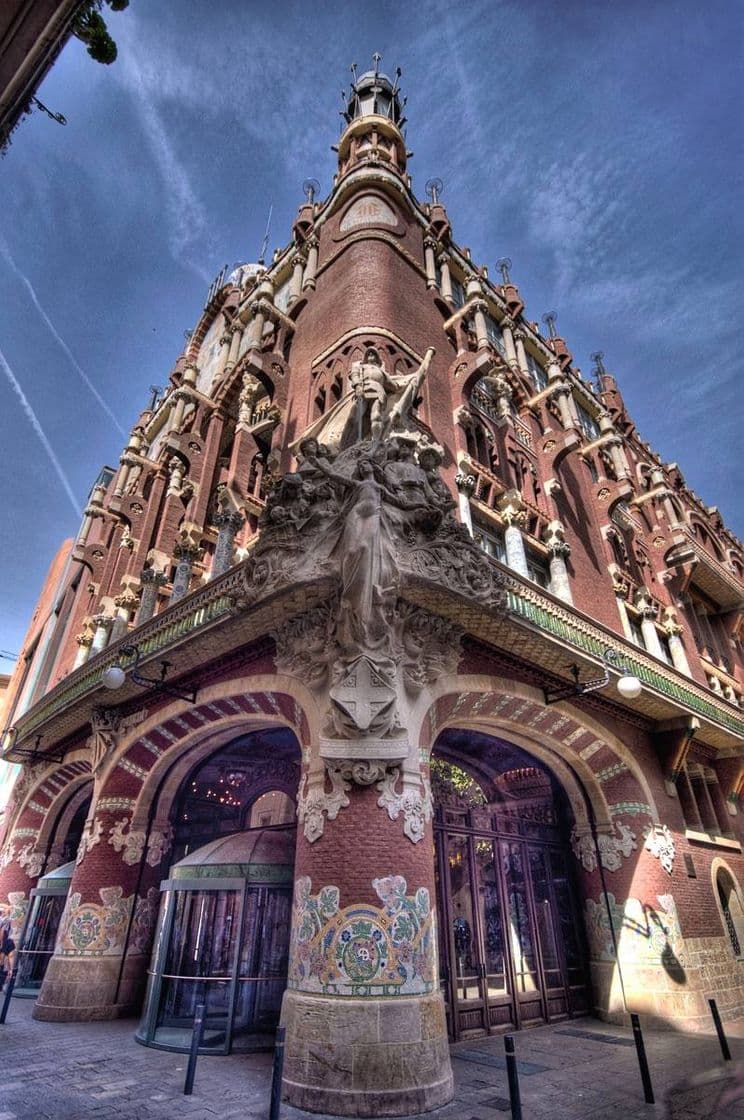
[
  {"xmin": 0, "ymin": 967, "xmax": 18, "ymax": 1025},
  {"xmin": 183, "ymin": 1002, "xmax": 206, "ymax": 1096},
  {"xmin": 504, "ymin": 1034, "xmax": 523, "ymax": 1120},
  {"xmin": 269, "ymin": 1025, "xmax": 286, "ymax": 1120},
  {"xmin": 709, "ymin": 999, "xmax": 732, "ymax": 1062},
  {"xmin": 630, "ymin": 1013, "xmax": 655, "ymax": 1104}
]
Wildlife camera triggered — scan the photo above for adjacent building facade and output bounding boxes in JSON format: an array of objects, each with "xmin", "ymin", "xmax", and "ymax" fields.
[{"xmin": 1, "ymin": 65, "xmax": 743, "ymax": 1117}]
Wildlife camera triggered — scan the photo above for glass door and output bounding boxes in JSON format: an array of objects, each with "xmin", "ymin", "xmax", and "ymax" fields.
[
  {"xmin": 436, "ymin": 828, "xmax": 591, "ymax": 1037},
  {"xmin": 232, "ymin": 886, "xmax": 292, "ymax": 1048},
  {"xmin": 138, "ymin": 878, "xmax": 243, "ymax": 1053},
  {"xmin": 501, "ymin": 841, "xmax": 544, "ymax": 1024},
  {"xmin": 15, "ymin": 891, "xmax": 68, "ymax": 995},
  {"xmin": 472, "ymin": 838, "xmax": 513, "ymax": 1030},
  {"xmin": 442, "ymin": 831, "xmax": 487, "ymax": 1036}
]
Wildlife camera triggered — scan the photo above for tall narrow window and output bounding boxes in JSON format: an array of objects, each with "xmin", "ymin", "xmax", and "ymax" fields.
[{"xmin": 717, "ymin": 870, "xmax": 743, "ymax": 957}]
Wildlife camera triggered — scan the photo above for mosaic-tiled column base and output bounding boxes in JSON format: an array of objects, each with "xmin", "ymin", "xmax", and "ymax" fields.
[{"xmin": 280, "ymin": 989, "xmax": 453, "ymax": 1117}]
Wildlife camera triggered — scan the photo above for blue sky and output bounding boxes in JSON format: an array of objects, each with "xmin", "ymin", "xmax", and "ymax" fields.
[{"xmin": 0, "ymin": 0, "xmax": 742, "ymax": 664}]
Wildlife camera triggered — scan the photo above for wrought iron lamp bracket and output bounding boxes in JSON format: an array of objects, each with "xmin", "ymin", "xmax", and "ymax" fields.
[
  {"xmin": 120, "ymin": 644, "xmax": 198, "ymax": 704},
  {"xmin": 543, "ymin": 647, "xmax": 636, "ymax": 705}
]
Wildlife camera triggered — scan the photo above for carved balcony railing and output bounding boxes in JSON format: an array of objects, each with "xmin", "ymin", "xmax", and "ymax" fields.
[
  {"xmin": 504, "ymin": 573, "xmax": 744, "ymax": 739},
  {"xmin": 7, "ymin": 526, "xmax": 744, "ymax": 759},
  {"xmin": 666, "ymin": 526, "xmax": 744, "ymax": 611}
]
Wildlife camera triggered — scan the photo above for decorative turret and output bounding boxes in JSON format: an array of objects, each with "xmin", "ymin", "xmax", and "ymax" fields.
[{"xmin": 335, "ymin": 54, "xmax": 409, "ymax": 178}]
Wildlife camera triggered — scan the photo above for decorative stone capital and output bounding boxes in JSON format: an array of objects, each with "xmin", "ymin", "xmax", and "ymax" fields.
[
  {"xmin": 633, "ymin": 586, "xmax": 658, "ymax": 619},
  {"xmin": 661, "ymin": 606, "xmax": 684, "ymax": 636},
  {"xmin": 214, "ymin": 508, "xmax": 244, "ymax": 533},
  {"xmin": 544, "ymin": 519, "xmax": 570, "ymax": 557},
  {"xmin": 455, "ymin": 471, "xmax": 476, "ymax": 495},
  {"xmin": 500, "ymin": 315, "xmax": 516, "ymax": 333},
  {"xmin": 497, "ymin": 488, "xmax": 528, "ymax": 528},
  {"xmin": 423, "ymin": 236, "xmax": 438, "ymax": 252},
  {"xmin": 141, "ymin": 567, "xmax": 168, "ymax": 588}
]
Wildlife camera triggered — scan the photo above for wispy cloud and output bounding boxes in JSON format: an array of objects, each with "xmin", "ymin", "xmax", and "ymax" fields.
[
  {"xmin": 0, "ymin": 238, "xmax": 126, "ymax": 437},
  {"xmin": 0, "ymin": 346, "xmax": 82, "ymax": 518},
  {"xmin": 115, "ymin": 38, "xmax": 213, "ymax": 282}
]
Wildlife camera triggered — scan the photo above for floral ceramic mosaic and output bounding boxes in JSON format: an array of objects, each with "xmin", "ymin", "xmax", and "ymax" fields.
[
  {"xmin": 288, "ymin": 874, "xmax": 436, "ymax": 997},
  {"xmin": 585, "ymin": 891, "xmax": 684, "ymax": 965},
  {"xmin": 57, "ymin": 886, "xmax": 132, "ymax": 956}
]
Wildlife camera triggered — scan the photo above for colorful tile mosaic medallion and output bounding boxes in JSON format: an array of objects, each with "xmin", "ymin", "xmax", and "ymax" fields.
[
  {"xmin": 57, "ymin": 886, "xmax": 133, "ymax": 956},
  {"xmin": 1, "ymin": 891, "xmax": 28, "ymax": 941},
  {"xmin": 585, "ymin": 891, "xmax": 684, "ymax": 965},
  {"xmin": 288, "ymin": 874, "xmax": 436, "ymax": 997}
]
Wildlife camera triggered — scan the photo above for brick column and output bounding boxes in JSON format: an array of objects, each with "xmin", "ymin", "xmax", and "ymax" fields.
[
  {"xmin": 34, "ymin": 789, "xmax": 173, "ymax": 1021},
  {"xmin": 282, "ymin": 743, "xmax": 452, "ymax": 1115}
]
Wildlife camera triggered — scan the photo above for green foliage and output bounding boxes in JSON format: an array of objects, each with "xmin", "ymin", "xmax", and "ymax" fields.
[
  {"xmin": 429, "ymin": 758, "xmax": 487, "ymax": 806},
  {"xmin": 72, "ymin": 1, "xmax": 128, "ymax": 66}
]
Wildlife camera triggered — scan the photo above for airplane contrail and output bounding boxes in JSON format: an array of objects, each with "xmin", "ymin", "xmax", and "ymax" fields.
[
  {"xmin": 0, "ymin": 345, "xmax": 82, "ymax": 518},
  {"xmin": 0, "ymin": 239, "xmax": 126, "ymax": 437}
]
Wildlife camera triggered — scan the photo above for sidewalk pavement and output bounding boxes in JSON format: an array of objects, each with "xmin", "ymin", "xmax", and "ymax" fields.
[{"xmin": 1, "ymin": 996, "xmax": 743, "ymax": 1120}]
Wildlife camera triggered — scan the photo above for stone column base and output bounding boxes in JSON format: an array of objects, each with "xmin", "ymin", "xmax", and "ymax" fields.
[
  {"xmin": 33, "ymin": 956, "xmax": 121, "ymax": 1022},
  {"xmin": 281, "ymin": 989, "xmax": 454, "ymax": 1117}
]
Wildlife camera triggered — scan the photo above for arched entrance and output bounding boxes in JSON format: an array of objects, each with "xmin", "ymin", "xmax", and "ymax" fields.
[
  {"xmin": 136, "ymin": 727, "xmax": 300, "ymax": 1053},
  {"xmin": 14, "ymin": 787, "xmax": 92, "ymax": 997},
  {"xmin": 432, "ymin": 729, "xmax": 590, "ymax": 1039}
]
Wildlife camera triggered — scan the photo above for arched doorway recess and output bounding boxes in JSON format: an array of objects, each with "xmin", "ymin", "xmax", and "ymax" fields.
[
  {"xmin": 137, "ymin": 728, "xmax": 300, "ymax": 1053},
  {"xmin": 433, "ymin": 729, "xmax": 590, "ymax": 1039}
]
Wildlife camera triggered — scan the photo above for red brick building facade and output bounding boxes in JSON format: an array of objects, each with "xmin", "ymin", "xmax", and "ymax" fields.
[{"xmin": 1, "ymin": 65, "xmax": 743, "ymax": 1116}]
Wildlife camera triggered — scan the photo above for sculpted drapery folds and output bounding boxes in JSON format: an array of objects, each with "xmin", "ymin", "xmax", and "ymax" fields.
[{"xmin": 294, "ymin": 345, "xmax": 435, "ymax": 454}]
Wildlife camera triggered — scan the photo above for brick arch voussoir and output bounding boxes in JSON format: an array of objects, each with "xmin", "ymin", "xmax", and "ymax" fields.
[
  {"xmin": 3, "ymin": 760, "xmax": 92, "ymax": 855},
  {"xmin": 95, "ymin": 679, "xmax": 314, "ymax": 831},
  {"xmin": 34, "ymin": 775, "xmax": 94, "ymax": 857},
  {"xmin": 420, "ymin": 676, "xmax": 659, "ymax": 834}
]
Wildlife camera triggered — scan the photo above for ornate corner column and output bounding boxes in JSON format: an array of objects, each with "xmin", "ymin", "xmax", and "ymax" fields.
[
  {"xmin": 34, "ymin": 708, "xmax": 162, "ymax": 1021},
  {"xmin": 212, "ymin": 507, "xmax": 244, "ymax": 577},
  {"xmin": 302, "ymin": 236, "xmax": 319, "ymax": 291},
  {"xmin": 661, "ymin": 608, "xmax": 692, "ymax": 676},
  {"xmin": 455, "ymin": 470, "xmax": 475, "ymax": 535},
  {"xmin": 137, "ymin": 567, "xmax": 167, "ymax": 624},
  {"xmin": 437, "ymin": 253, "xmax": 454, "ymax": 304},
  {"xmin": 497, "ymin": 490, "xmax": 529, "ymax": 579},
  {"xmin": 634, "ymin": 587, "xmax": 664, "ymax": 660},
  {"xmin": 90, "ymin": 614, "xmax": 114, "ymax": 655},
  {"xmin": 271, "ymin": 606, "xmax": 460, "ymax": 1112},
  {"xmin": 423, "ymin": 237, "xmax": 438, "ymax": 289},
  {"xmin": 544, "ymin": 519, "xmax": 573, "ymax": 604},
  {"xmin": 170, "ymin": 526, "xmax": 203, "ymax": 604}
]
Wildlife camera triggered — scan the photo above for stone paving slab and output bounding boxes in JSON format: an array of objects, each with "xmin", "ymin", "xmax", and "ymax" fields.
[{"xmin": 1, "ymin": 1000, "xmax": 744, "ymax": 1119}]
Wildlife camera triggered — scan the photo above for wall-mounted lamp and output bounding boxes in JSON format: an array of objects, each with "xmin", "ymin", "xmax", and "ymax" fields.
[
  {"xmin": 102, "ymin": 644, "xmax": 198, "ymax": 704},
  {"xmin": 4, "ymin": 731, "xmax": 66, "ymax": 764},
  {"xmin": 543, "ymin": 648, "xmax": 642, "ymax": 705}
]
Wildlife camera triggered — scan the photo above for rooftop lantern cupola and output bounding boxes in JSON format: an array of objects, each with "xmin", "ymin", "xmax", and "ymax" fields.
[{"xmin": 336, "ymin": 54, "xmax": 409, "ymax": 178}]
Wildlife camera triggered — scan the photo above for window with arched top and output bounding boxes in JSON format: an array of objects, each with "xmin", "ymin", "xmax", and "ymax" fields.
[{"xmin": 716, "ymin": 866, "xmax": 744, "ymax": 957}]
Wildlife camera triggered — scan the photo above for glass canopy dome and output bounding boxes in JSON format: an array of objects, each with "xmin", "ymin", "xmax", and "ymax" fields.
[{"xmin": 136, "ymin": 827, "xmax": 295, "ymax": 1054}]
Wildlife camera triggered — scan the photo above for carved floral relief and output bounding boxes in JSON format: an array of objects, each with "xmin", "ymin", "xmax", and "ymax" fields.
[{"xmin": 570, "ymin": 821, "xmax": 637, "ymax": 873}]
